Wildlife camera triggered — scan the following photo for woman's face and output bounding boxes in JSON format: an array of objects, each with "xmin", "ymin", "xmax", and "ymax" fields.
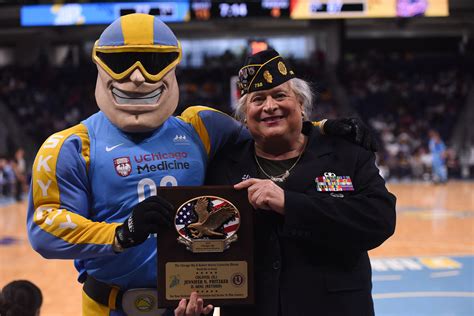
[{"xmin": 245, "ymin": 81, "xmax": 303, "ymax": 144}]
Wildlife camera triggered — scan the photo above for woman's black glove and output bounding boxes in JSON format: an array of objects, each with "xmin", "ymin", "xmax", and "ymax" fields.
[
  {"xmin": 115, "ymin": 195, "xmax": 174, "ymax": 249},
  {"xmin": 323, "ymin": 118, "xmax": 378, "ymax": 152}
]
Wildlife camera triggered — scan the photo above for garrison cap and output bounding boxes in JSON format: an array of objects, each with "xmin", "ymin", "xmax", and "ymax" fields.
[{"xmin": 237, "ymin": 49, "xmax": 295, "ymax": 96}]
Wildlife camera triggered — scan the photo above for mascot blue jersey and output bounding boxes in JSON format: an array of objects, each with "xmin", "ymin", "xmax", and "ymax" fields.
[{"xmin": 27, "ymin": 106, "xmax": 248, "ymax": 289}]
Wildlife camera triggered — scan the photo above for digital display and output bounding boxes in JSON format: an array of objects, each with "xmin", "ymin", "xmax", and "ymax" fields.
[
  {"xmin": 21, "ymin": 0, "xmax": 449, "ymax": 26},
  {"xmin": 191, "ymin": 0, "xmax": 290, "ymax": 20},
  {"xmin": 290, "ymin": 0, "xmax": 449, "ymax": 19},
  {"xmin": 21, "ymin": 1, "xmax": 190, "ymax": 26}
]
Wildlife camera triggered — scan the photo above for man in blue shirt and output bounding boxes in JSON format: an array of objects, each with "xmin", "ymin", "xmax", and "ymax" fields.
[{"xmin": 428, "ymin": 129, "xmax": 448, "ymax": 183}]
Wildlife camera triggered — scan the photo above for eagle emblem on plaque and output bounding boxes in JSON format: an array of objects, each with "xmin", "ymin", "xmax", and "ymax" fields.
[{"xmin": 175, "ymin": 196, "xmax": 240, "ymax": 253}]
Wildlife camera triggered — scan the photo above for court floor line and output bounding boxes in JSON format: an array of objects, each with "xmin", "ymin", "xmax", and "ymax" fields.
[{"xmin": 373, "ymin": 291, "xmax": 474, "ymax": 299}]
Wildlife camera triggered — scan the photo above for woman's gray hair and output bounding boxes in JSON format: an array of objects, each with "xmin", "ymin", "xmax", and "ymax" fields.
[{"xmin": 234, "ymin": 77, "xmax": 314, "ymax": 123}]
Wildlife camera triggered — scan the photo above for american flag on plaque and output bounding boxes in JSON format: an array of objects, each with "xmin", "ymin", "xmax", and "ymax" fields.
[{"xmin": 175, "ymin": 196, "xmax": 240, "ymax": 240}]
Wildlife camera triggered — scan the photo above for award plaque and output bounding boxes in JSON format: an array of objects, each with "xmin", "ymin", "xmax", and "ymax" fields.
[{"xmin": 156, "ymin": 185, "xmax": 254, "ymax": 307}]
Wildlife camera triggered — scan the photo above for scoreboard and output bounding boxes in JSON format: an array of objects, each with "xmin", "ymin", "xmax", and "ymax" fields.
[
  {"xmin": 191, "ymin": 0, "xmax": 290, "ymax": 20},
  {"xmin": 291, "ymin": 0, "xmax": 449, "ymax": 19},
  {"xmin": 20, "ymin": 0, "xmax": 449, "ymax": 26},
  {"xmin": 20, "ymin": 1, "xmax": 190, "ymax": 26},
  {"xmin": 190, "ymin": 0, "xmax": 448, "ymax": 20}
]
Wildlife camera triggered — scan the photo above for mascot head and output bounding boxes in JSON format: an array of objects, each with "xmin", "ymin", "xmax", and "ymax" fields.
[{"xmin": 92, "ymin": 13, "xmax": 181, "ymax": 132}]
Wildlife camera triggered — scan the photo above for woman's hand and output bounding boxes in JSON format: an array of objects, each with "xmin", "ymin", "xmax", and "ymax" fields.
[
  {"xmin": 234, "ymin": 178, "xmax": 285, "ymax": 214},
  {"xmin": 174, "ymin": 292, "xmax": 213, "ymax": 316}
]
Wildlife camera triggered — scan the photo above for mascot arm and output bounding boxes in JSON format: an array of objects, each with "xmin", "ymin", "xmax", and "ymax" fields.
[
  {"xmin": 178, "ymin": 106, "xmax": 250, "ymax": 160},
  {"xmin": 27, "ymin": 125, "xmax": 120, "ymax": 259}
]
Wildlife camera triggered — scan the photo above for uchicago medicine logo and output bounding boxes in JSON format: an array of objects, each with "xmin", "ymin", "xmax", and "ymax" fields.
[{"xmin": 114, "ymin": 157, "xmax": 132, "ymax": 177}]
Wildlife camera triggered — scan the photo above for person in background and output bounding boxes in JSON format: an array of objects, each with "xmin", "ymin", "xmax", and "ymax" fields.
[
  {"xmin": 0, "ymin": 156, "xmax": 15, "ymax": 198},
  {"xmin": 428, "ymin": 129, "xmax": 448, "ymax": 184},
  {"xmin": 206, "ymin": 48, "xmax": 396, "ymax": 316},
  {"xmin": 0, "ymin": 156, "xmax": 7, "ymax": 197},
  {"xmin": 0, "ymin": 280, "xmax": 43, "ymax": 316},
  {"xmin": 12, "ymin": 147, "xmax": 27, "ymax": 201}
]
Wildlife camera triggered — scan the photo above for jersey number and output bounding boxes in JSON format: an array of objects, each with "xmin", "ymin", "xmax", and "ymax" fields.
[{"xmin": 137, "ymin": 176, "xmax": 177, "ymax": 202}]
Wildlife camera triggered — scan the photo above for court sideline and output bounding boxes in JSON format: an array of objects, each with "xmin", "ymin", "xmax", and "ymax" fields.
[{"xmin": 1, "ymin": 181, "xmax": 473, "ymax": 315}]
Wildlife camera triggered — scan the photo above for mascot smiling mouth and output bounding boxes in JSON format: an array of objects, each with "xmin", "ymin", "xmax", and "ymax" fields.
[{"xmin": 111, "ymin": 87, "xmax": 164, "ymax": 105}]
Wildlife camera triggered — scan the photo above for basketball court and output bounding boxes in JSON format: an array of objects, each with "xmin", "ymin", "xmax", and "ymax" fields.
[{"xmin": 1, "ymin": 181, "xmax": 473, "ymax": 315}]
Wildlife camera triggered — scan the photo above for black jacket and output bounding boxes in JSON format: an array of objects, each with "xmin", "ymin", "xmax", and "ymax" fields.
[{"xmin": 205, "ymin": 122, "xmax": 396, "ymax": 316}]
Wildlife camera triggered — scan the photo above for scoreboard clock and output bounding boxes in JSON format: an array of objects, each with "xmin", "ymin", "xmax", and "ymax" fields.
[{"xmin": 191, "ymin": 0, "xmax": 290, "ymax": 20}]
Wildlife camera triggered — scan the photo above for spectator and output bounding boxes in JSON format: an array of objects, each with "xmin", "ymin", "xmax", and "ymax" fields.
[
  {"xmin": 428, "ymin": 129, "xmax": 448, "ymax": 183},
  {"xmin": 12, "ymin": 147, "xmax": 27, "ymax": 201},
  {"xmin": 0, "ymin": 280, "xmax": 43, "ymax": 316},
  {"xmin": 0, "ymin": 156, "xmax": 15, "ymax": 198}
]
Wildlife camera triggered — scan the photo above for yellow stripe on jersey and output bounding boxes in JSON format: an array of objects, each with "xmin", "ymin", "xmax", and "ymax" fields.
[
  {"xmin": 32, "ymin": 124, "xmax": 119, "ymax": 246},
  {"xmin": 177, "ymin": 106, "xmax": 224, "ymax": 156},
  {"xmin": 76, "ymin": 124, "xmax": 91, "ymax": 169}
]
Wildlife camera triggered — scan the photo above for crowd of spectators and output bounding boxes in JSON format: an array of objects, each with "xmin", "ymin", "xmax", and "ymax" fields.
[
  {"xmin": 0, "ymin": 48, "xmax": 330, "ymax": 203},
  {"xmin": 0, "ymin": 48, "xmax": 330, "ymax": 142},
  {"xmin": 177, "ymin": 50, "xmax": 330, "ymax": 117},
  {"xmin": 0, "ymin": 48, "xmax": 473, "ymax": 197},
  {"xmin": 340, "ymin": 51, "xmax": 473, "ymax": 181},
  {"xmin": 0, "ymin": 148, "xmax": 27, "ymax": 203},
  {"xmin": 0, "ymin": 62, "xmax": 98, "ymax": 147}
]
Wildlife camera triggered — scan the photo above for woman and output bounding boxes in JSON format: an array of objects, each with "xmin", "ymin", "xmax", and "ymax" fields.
[{"xmin": 206, "ymin": 49, "xmax": 396, "ymax": 316}]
